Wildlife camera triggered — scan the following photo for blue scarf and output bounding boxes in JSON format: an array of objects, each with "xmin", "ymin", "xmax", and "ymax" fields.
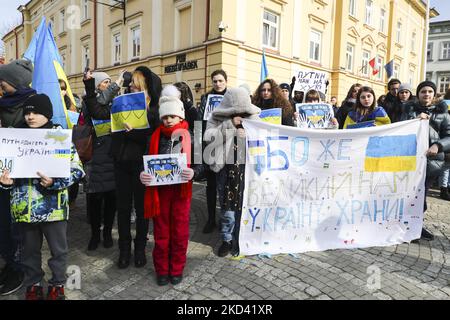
[{"xmin": 0, "ymin": 88, "xmax": 36, "ymax": 108}]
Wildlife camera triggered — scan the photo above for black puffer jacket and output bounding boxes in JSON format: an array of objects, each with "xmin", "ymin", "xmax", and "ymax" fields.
[
  {"xmin": 336, "ymin": 99, "xmax": 356, "ymax": 129},
  {"xmin": 402, "ymin": 100, "xmax": 450, "ymax": 177},
  {"xmin": 381, "ymin": 92, "xmax": 396, "ymax": 118},
  {"xmin": 82, "ymin": 78, "xmax": 117, "ymax": 193}
]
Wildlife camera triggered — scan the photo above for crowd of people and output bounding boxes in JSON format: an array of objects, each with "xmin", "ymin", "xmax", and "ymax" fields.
[{"xmin": 0, "ymin": 58, "xmax": 449, "ymax": 300}]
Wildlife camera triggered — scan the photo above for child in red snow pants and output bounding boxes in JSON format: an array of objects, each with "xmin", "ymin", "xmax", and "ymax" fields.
[{"xmin": 152, "ymin": 185, "xmax": 191, "ymax": 277}]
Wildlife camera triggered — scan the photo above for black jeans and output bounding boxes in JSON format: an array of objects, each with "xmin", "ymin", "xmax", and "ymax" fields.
[
  {"xmin": 87, "ymin": 190, "xmax": 117, "ymax": 237},
  {"xmin": 0, "ymin": 190, "xmax": 22, "ymax": 272},
  {"xmin": 114, "ymin": 161, "xmax": 149, "ymax": 251}
]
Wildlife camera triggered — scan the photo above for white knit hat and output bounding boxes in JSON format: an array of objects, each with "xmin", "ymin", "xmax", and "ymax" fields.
[{"xmin": 159, "ymin": 95, "xmax": 185, "ymax": 120}]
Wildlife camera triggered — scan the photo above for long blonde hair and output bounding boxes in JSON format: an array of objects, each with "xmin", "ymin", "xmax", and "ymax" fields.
[{"xmin": 132, "ymin": 71, "xmax": 151, "ymax": 106}]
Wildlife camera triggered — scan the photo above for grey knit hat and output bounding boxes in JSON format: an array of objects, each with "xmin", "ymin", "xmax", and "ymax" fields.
[
  {"xmin": 92, "ymin": 72, "xmax": 111, "ymax": 89},
  {"xmin": 398, "ymin": 83, "xmax": 413, "ymax": 95},
  {"xmin": 0, "ymin": 59, "xmax": 33, "ymax": 89}
]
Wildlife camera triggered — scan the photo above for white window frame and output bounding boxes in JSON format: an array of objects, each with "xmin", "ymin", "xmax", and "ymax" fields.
[
  {"xmin": 441, "ymin": 42, "xmax": 450, "ymax": 60},
  {"xmin": 379, "ymin": 9, "xmax": 386, "ymax": 33},
  {"xmin": 59, "ymin": 9, "xmax": 65, "ymax": 34},
  {"xmin": 262, "ymin": 10, "xmax": 280, "ymax": 50},
  {"xmin": 362, "ymin": 50, "xmax": 370, "ymax": 76},
  {"xmin": 393, "ymin": 63, "xmax": 400, "ymax": 79},
  {"xmin": 309, "ymin": 29, "xmax": 322, "ymax": 62},
  {"xmin": 130, "ymin": 25, "xmax": 141, "ymax": 59},
  {"xmin": 427, "ymin": 43, "xmax": 433, "ymax": 61},
  {"xmin": 82, "ymin": 44, "xmax": 89, "ymax": 72},
  {"xmin": 396, "ymin": 22, "xmax": 402, "ymax": 44},
  {"xmin": 82, "ymin": 0, "xmax": 89, "ymax": 20},
  {"xmin": 365, "ymin": 0, "xmax": 373, "ymax": 26},
  {"xmin": 376, "ymin": 56, "xmax": 384, "ymax": 80},
  {"xmin": 112, "ymin": 32, "xmax": 121, "ymax": 64},
  {"xmin": 438, "ymin": 73, "xmax": 450, "ymax": 93},
  {"xmin": 346, "ymin": 43, "xmax": 354, "ymax": 72},
  {"xmin": 349, "ymin": 0, "xmax": 356, "ymax": 17},
  {"xmin": 411, "ymin": 32, "xmax": 416, "ymax": 53}
]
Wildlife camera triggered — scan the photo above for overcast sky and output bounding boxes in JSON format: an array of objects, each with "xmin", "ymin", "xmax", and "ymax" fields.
[{"xmin": 1, "ymin": 0, "xmax": 449, "ymax": 34}]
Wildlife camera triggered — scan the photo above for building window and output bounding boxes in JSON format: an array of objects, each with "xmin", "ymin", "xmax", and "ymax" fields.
[
  {"xmin": 59, "ymin": 9, "xmax": 65, "ymax": 33},
  {"xmin": 376, "ymin": 56, "xmax": 384, "ymax": 80},
  {"xmin": 82, "ymin": 45, "xmax": 89, "ymax": 71},
  {"xmin": 365, "ymin": 0, "xmax": 373, "ymax": 25},
  {"xmin": 426, "ymin": 72, "xmax": 432, "ymax": 81},
  {"xmin": 61, "ymin": 52, "xmax": 66, "ymax": 72},
  {"xmin": 349, "ymin": 0, "xmax": 356, "ymax": 17},
  {"xmin": 346, "ymin": 43, "xmax": 354, "ymax": 72},
  {"xmin": 379, "ymin": 9, "xmax": 386, "ymax": 33},
  {"xmin": 262, "ymin": 10, "xmax": 279, "ymax": 50},
  {"xmin": 112, "ymin": 33, "xmax": 121, "ymax": 64},
  {"xmin": 441, "ymin": 42, "xmax": 450, "ymax": 60},
  {"xmin": 411, "ymin": 32, "xmax": 416, "ymax": 53},
  {"xmin": 393, "ymin": 64, "xmax": 400, "ymax": 79},
  {"xmin": 131, "ymin": 26, "xmax": 141, "ymax": 59},
  {"xmin": 362, "ymin": 50, "xmax": 370, "ymax": 76},
  {"xmin": 438, "ymin": 73, "xmax": 450, "ymax": 93},
  {"xmin": 309, "ymin": 30, "xmax": 321, "ymax": 62},
  {"xmin": 83, "ymin": 0, "xmax": 89, "ymax": 20},
  {"xmin": 427, "ymin": 43, "xmax": 433, "ymax": 61},
  {"xmin": 396, "ymin": 22, "xmax": 402, "ymax": 44},
  {"xmin": 409, "ymin": 70, "xmax": 415, "ymax": 86}
]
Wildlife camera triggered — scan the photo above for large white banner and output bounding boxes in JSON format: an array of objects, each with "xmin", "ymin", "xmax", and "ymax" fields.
[
  {"xmin": 0, "ymin": 128, "xmax": 72, "ymax": 178},
  {"xmin": 240, "ymin": 119, "xmax": 428, "ymax": 255}
]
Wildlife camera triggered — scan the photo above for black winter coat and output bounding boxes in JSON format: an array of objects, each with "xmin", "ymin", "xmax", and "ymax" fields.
[
  {"xmin": 82, "ymin": 78, "xmax": 116, "ymax": 193},
  {"xmin": 336, "ymin": 99, "xmax": 356, "ymax": 129},
  {"xmin": 402, "ymin": 100, "xmax": 450, "ymax": 177}
]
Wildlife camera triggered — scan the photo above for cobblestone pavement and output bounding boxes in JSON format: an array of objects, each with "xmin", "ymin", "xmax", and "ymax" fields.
[{"xmin": 1, "ymin": 184, "xmax": 449, "ymax": 300}]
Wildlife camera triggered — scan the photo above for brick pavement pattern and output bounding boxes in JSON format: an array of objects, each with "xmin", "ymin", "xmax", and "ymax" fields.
[{"xmin": 1, "ymin": 184, "xmax": 449, "ymax": 300}]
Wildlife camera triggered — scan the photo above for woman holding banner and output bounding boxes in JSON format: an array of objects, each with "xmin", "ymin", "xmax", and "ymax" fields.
[
  {"xmin": 402, "ymin": 81, "xmax": 450, "ymax": 240},
  {"xmin": 82, "ymin": 71, "xmax": 121, "ymax": 252},
  {"xmin": 252, "ymin": 79, "xmax": 295, "ymax": 127},
  {"xmin": 343, "ymin": 86, "xmax": 391, "ymax": 129}
]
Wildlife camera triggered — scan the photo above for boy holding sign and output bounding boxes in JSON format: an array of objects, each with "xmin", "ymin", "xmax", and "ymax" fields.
[
  {"xmin": 0, "ymin": 94, "xmax": 85, "ymax": 300},
  {"xmin": 140, "ymin": 95, "xmax": 203, "ymax": 286}
]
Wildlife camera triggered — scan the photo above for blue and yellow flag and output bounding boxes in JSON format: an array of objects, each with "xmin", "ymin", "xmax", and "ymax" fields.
[
  {"xmin": 260, "ymin": 50, "xmax": 269, "ymax": 83},
  {"xmin": 259, "ymin": 108, "xmax": 282, "ymax": 125},
  {"xmin": 248, "ymin": 140, "xmax": 266, "ymax": 156},
  {"xmin": 27, "ymin": 18, "xmax": 74, "ymax": 129},
  {"xmin": 365, "ymin": 135, "xmax": 417, "ymax": 172},
  {"xmin": 111, "ymin": 92, "xmax": 149, "ymax": 132}
]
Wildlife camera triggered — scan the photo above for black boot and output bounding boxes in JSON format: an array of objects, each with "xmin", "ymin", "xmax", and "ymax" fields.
[
  {"xmin": 103, "ymin": 229, "xmax": 113, "ymax": 249},
  {"xmin": 134, "ymin": 240, "xmax": 147, "ymax": 268},
  {"xmin": 218, "ymin": 241, "xmax": 232, "ymax": 257},
  {"xmin": 118, "ymin": 242, "xmax": 131, "ymax": 269},
  {"xmin": 0, "ymin": 268, "xmax": 24, "ymax": 296},
  {"xmin": 0, "ymin": 264, "xmax": 11, "ymax": 287},
  {"xmin": 88, "ymin": 232, "xmax": 101, "ymax": 251},
  {"xmin": 421, "ymin": 228, "xmax": 435, "ymax": 241},
  {"xmin": 440, "ymin": 187, "xmax": 450, "ymax": 201}
]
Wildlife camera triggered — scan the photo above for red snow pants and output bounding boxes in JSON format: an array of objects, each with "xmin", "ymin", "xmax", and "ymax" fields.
[{"xmin": 152, "ymin": 185, "xmax": 191, "ymax": 276}]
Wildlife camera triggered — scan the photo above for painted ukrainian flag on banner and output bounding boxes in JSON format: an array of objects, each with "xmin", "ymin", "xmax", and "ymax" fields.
[
  {"xmin": 365, "ymin": 135, "xmax": 417, "ymax": 172},
  {"xmin": 111, "ymin": 92, "xmax": 149, "ymax": 132},
  {"xmin": 248, "ymin": 140, "xmax": 266, "ymax": 156},
  {"xmin": 259, "ymin": 108, "xmax": 282, "ymax": 125}
]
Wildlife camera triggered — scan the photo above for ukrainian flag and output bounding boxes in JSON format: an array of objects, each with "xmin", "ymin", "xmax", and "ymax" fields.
[
  {"xmin": 248, "ymin": 140, "xmax": 266, "ymax": 156},
  {"xmin": 111, "ymin": 92, "xmax": 149, "ymax": 132},
  {"xmin": 365, "ymin": 135, "xmax": 417, "ymax": 172},
  {"xmin": 259, "ymin": 108, "xmax": 282, "ymax": 125}
]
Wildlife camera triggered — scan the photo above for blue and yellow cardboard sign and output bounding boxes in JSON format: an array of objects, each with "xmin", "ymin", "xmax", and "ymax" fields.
[{"xmin": 111, "ymin": 92, "xmax": 149, "ymax": 133}]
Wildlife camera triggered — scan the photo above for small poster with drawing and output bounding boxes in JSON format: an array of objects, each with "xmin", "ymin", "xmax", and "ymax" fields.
[
  {"xmin": 296, "ymin": 103, "xmax": 334, "ymax": 129},
  {"xmin": 203, "ymin": 95, "xmax": 224, "ymax": 120},
  {"xmin": 142, "ymin": 153, "xmax": 188, "ymax": 186}
]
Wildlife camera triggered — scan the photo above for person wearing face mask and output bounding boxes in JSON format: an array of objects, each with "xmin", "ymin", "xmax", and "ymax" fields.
[
  {"xmin": 343, "ymin": 86, "xmax": 391, "ymax": 129},
  {"xmin": 82, "ymin": 70, "xmax": 124, "ymax": 252},
  {"xmin": 336, "ymin": 83, "xmax": 362, "ymax": 129},
  {"xmin": 389, "ymin": 83, "xmax": 416, "ymax": 123},
  {"xmin": 402, "ymin": 81, "xmax": 450, "ymax": 240},
  {"xmin": 252, "ymin": 79, "xmax": 294, "ymax": 126}
]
